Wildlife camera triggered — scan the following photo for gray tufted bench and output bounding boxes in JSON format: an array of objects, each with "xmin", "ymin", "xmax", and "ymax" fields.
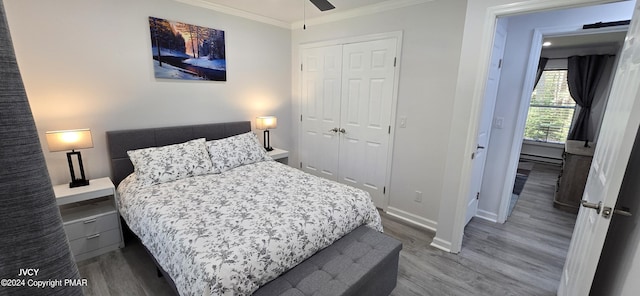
[{"xmin": 254, "ymin": 226, "xmax": 402, "ymax": 296}]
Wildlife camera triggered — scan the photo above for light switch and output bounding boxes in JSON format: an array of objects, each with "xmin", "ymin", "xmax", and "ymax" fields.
[
  {"xmin": 494, "ymin": 117, "xmax": 504, "ymax": 129},
  {"xmin": 399, "ymin": 116, "xmax": 407, "ymax": 128},
  {"xmin": 415, "ymin": 190, "xmax": 422, "ymax": 202}
]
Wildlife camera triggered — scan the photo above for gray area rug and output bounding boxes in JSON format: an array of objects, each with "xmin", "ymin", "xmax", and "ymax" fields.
[
  {"xmin": 513, "ymin": 173, "xmax": 529, "ymax": 195},
  {"xmin": 509, "ymin": 162, "xmax": 533, "ymax": 216},
  {"xmin": 509, "ymin": 194, "xmax": 520, "ymax": 216}
]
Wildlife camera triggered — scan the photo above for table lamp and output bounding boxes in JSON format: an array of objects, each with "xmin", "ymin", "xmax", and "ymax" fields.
[
  {"xmin": 45, "ymin": 129, "xmax": 93, "ymax": 188},
  {"xmin": 256, "ymin": 116, "xmax": 277, "ymax": 151}
]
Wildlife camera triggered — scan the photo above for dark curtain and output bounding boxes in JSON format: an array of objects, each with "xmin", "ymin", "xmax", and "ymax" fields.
[
  {"xmin": 0, "ymin": 2, "xmax": 82, "ymax": 295},
  {"xmin": 566, "ymin": 55, "xmax": 610, "ymax": 141},
  {"xmin": 534, "ymin": 57, "xmax": 549, "ymax": 88}
]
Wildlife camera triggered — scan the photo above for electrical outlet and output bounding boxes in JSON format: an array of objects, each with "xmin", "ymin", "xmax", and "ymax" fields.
[{"xmin": 415, "ymin": 190, "xmax": 423, "ymax": 202}]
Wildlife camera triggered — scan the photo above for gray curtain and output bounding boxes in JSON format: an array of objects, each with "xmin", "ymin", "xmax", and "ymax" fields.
[
  {"xmin": 534, "ymin": 57, "xmax": 549, "ymax": 88},
  {"xmin": 566, "ymin": 55, "xmax": 610, "ymax": 141},
  {"xmin": 0, "ymin": 2, "xmax": 82, "ymax": 295}
]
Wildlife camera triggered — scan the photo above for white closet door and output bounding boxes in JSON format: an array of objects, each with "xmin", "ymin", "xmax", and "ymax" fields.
[
  {"xmin": 300, "ymin": 45, "xmax": 343, "ymax": 180},
  {"xmin": 339, "ymin": 38, "xmax": 397, "ymax": 208}
]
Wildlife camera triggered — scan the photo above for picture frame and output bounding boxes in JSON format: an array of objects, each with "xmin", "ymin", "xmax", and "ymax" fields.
[{"xmin": 149, "ymin": 16, "xmax": 226, "ymax": 81}]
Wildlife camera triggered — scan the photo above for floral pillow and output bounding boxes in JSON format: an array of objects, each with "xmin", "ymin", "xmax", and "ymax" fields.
[
  {"xmin": 206, "ymin": 132, "xmax": 272, "ymax": 173},
  {"xmin": 127, "ymin": 138, "xmax": 213, "ymax": 186}
]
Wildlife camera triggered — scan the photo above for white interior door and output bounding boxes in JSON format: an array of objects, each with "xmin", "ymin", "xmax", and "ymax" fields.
[
  {"xmin": 338, "ymin": 38, "xmax": 397, "ymax": 209},
  {"xmin": 559, "ymin": 4, "xmax": 640, "ymax": 295},
  {"xmin": 300, "ymin": 45, "xmax": 343, "ymax": 180},
  {"xmin": 465, "ymin": 18, "xmax": 508, "ymax": 226}
]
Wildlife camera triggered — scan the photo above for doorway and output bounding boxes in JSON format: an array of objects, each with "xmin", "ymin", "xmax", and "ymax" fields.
[
  {"xmin": 505, "ymin": 29, "xmax": 626, "ymax": 220},
  {"xmin": 438, "ymin": 0, "xmax": 640, "ymax": 292},
  {"xmin": 459, "ymin": 0, "xmax": 637, "ymax": 293},
  {"xmin": 470, "ymin": 2, "xmax": 634, "ymax": 227}
]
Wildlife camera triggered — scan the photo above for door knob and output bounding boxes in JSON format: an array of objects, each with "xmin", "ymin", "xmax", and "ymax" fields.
[
  {"xmin": 339, "ymin": 128, "xmax": 346, "ymax": 134},
  {"xmin": 581, "ymin": 200, "xmax": 602, "ymax": 214},
  {"xmin": 329, "ymin": 128, "xmax": 338, "ymax": 133}
]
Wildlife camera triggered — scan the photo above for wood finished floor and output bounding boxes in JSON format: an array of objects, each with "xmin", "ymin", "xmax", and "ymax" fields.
[{"xmin": 78, "ymin": 163, "xmax": 577, "ymax": 296}]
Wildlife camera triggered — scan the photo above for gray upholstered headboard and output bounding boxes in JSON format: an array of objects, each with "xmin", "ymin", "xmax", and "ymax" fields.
[{"xmin": 106, "ymin": 121, "xmax": 251, "ymax": 186}]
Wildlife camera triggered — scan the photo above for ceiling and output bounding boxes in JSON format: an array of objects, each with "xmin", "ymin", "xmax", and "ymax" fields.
[
  {"xmin": 543, "ymin": 31, "xmax": 627, "ymax": 49},
  {"xmin": 175, "ymin": 0, "xmax": 426, "ymax": 28},
  {"xmin": 199, "ymin": 0, "xmax": 387, "ymax": 23}
]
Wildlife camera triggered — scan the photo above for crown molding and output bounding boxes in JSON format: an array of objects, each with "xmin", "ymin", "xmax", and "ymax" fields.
[
  {"xmin": 175, "ymin": 0, "xmax": 433, "ymax": 30},
  {"xmin": 174, "ymin": 0, "xmax": 291, "ymax": 29},
  {"xmin": 291, "ymin": 0, "xmax": 434, "ymax": 30}
]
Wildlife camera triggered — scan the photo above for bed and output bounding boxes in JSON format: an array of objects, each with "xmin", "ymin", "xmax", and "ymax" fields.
[{"xmin": 106, "ymin": 121, "xmax": 401, "ymax": 296}]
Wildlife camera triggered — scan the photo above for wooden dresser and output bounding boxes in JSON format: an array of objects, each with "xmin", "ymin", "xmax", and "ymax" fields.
[{"xmin": 554, "ymin": 140, "xmax": 595, "ymax": 213}]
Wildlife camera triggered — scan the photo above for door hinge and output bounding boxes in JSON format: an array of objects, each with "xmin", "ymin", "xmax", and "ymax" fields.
[
  {"xmin": 300, "ymin": 162, "xmax": 302, "ymax": 169},
  {"xmin": 383, "ymin": 186, "xmax": 386, "ymax": 194},
  {"xmin": 300, "ymin": 114, "xmax": 302, "ymax": 122},
  {"xmin": 301, "ymin": 64, "xmax": 303, "ymax": 71},
  {"xmin": 471, "ymin": 152, "xmax": 475, "ymax": 160},
  {"xmin": 498, "ymin": 59, "xmax": 502, "ymax": 69},
  {"xmin": 476, "ymin": 192, "xmax": 480, "ymax": 200},
  {"xmin": 388, "ymin": 125, "xmax": 391, "ymax": 134},
  {"xmin": 393, "ymin": 57, "xmax": 397, "ymax": 67}
]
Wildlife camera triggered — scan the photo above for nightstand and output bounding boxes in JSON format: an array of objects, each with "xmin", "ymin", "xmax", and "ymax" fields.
[
  {"xmin": 268, "ymin": 148, "xmax": 289, "ymax": 165},
  {"xmin": 54, "ymin": 177, "xmax": 124, "ymax": 261}
]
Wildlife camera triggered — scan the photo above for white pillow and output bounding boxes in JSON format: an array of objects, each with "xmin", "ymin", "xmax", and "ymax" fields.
[
  {"xmin": 206, "ymin": 132, "xmax": 272, "ymax": 173},
  {"xmin": 127, "ymin": 138, "xmax": 213, "ymax": 186}
]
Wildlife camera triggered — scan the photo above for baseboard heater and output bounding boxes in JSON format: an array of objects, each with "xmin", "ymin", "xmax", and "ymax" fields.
[{"xmin": 520, "ymin": 153, "xmax": 562, "ymax": 165}]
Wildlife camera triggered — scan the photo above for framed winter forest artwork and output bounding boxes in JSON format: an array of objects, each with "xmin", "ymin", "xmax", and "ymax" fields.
[{"xmin": 149, "ymin": 17, "xmax": 226, "ymax": 81}]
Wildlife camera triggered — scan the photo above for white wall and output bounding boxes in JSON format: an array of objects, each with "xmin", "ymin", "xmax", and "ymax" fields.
[
  {"xmin": 291, "ymin": 0, "xmax": 467, "ymax": 230},
  {"xmin": 477, "ymin": 1, "xmax": 634, "ymax": 219},
  {"xmin": 4, "ymin": 0, "xmax": 292, "ymax": 185}
]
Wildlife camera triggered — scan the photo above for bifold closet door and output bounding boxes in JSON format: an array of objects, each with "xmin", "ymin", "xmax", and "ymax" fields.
[
  {"xmin": 300, "ymin": 38, "xmax": 397, "ymax": 208},
  {"xmin": 300, "ymin": 45, "xmax": 342, "ymax": 180},
  {"xmin": 338, "ymin": 38, "xmax": 396, "ymax": 208}
]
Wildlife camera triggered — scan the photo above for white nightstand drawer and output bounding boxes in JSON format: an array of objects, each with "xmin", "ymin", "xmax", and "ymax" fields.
[
  {"xmin": 68, "ymin": 228, "xmax": 121, "ymax": 256},
  {"xmin": 63, "ymin": 212, "xmax": 119, "ymax": 241},
  {"xmin": 54, "ymin": 177, "xmax": 124, "ymax": 261}
]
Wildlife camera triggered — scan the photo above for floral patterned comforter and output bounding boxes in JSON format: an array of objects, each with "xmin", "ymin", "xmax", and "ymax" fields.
[{"xmin": 117, "ymin": 160, "xmax": 382, "ymax": 296}]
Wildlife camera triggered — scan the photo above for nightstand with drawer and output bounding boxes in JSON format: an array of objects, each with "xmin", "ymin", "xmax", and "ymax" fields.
[{"xmin": 54, "ymin": 177, "xmax": 124, "ymax": 261}]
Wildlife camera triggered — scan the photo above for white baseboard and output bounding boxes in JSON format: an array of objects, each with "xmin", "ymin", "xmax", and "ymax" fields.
[
  {"xmin": 386, "ymin": 206, "xmax": 437, "ymax": 232},
  {"xmin": 430, "ymin": 236, "xmax": 452, "ymax": 253},
  {"xmin": 475, "ymin": 209, "xmax": 498, "ymax": 222},
  {"xmin": 385, "ymin": 207, "xmax": 455, "ymax": 253}
]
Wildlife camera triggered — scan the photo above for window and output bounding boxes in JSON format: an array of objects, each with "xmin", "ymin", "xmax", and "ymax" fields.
[{"xmin": 524, "ymin": 70, "xmax": 576, "ymax": 143}]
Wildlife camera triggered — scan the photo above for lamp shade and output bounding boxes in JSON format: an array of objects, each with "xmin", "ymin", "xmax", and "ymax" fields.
[
  {"xmin": 45, "ymin": 129, "xmax": 93, "ymax": 152},
  {"xmin": 256, "ymin": 116, "xmax": 277, "ymax": 130}
]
